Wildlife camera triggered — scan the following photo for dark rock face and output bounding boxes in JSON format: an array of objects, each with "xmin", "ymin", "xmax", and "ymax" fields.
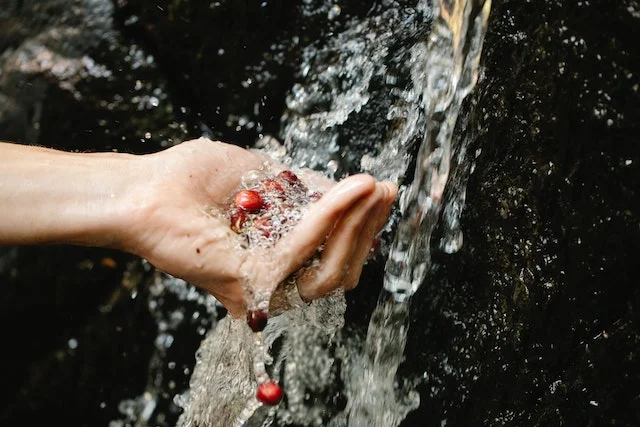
[
  {"xmin": 404, "ymin": 1, "xmax": 640, "ymax": 426},
  {"xmin": 0, "ymin": 0, "xmax": 114, "ymax": 144},
  {"xmin": 0, "ymin": 0, "xmax": 185, "ymax": 153},
  {"xmin": 0, "ymin": 1, "xmax": 638, "ymax": 426}
]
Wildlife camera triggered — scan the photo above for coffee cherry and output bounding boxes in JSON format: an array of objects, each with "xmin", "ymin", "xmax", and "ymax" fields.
[
  {"xmin": 256, "ymin": 381, "xmax": 283, "ymax": 406},
  {"xmin": 235, "ymin": 190, "xmax": 264, "ymax": 212},
  {"xmin": 262, "ymin": 179, "xmax": 284, "ymax": 193},
  {"xmin": 309, "ymin": 191, "xmax": 322, "ymax": 201},
  {"xmin": 247, "ymin": 309, "xmax": 268, "ymax": 332},
  {"xmin": 368, "ymin": 237, "xmax": 380, "ymax": 259},
  {"xmin": 277, "ymin": 170, "xmax": 299, "ymax": 183}
]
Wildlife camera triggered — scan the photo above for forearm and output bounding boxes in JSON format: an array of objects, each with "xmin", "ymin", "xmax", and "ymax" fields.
[{"xmin": 0, "ymin": 142, "xmax": 141, "ymax": 248}]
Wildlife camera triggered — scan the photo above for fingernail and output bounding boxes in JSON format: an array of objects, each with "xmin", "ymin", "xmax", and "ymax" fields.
[{"xmin": 333, "ymin": 176, "xmax": 374, "ymax": 197}]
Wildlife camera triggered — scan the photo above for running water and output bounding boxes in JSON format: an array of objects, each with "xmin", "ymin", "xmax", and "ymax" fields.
[
  {"xmin": 347, "ymin": 0, "xmax": 492, "ymax": 425},
  {"xmin": 385, "ymin": 0, "xmax": 492, "ymax": 301}
]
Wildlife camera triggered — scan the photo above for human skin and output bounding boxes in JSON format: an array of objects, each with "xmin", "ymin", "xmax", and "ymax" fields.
[{"xmin": 0, "ymin": 138, "xmax": 397, "ymax": 317}]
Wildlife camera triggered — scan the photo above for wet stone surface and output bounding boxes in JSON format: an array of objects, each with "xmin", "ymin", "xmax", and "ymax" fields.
[{"xmin": 403, "ymin": 1, "xmax": 640, "ymax": 426}]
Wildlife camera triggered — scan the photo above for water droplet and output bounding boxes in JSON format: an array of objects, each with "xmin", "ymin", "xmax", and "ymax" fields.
[{"xmin": 328, "ymin": 5, "xmax": 341, "ymax": 20}]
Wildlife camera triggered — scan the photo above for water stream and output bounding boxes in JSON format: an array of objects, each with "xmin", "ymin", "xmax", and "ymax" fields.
[
  {"xmin": 384, "ymin": 0, "xmax": 492, "ymax": 300},
  {"xmin": 348, "ymin": 1, "xmax": 491, "ymax": 425}
]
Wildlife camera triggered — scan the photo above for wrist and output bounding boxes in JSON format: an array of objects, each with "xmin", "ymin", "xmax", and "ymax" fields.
[
  {"xmin": 48, "ymin": 150, "xmax": 147, "ymax": 250},
  {"xmin": 88, "ymin": 152, "xmax": 153, "ymax": 252},
  {"xmin": 0, "ymin": 142, "xmax": 147, "ymax": 249}
]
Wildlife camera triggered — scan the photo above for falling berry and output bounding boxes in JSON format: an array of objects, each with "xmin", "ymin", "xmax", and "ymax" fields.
[
  {"xmin": 371, "ymin": 237, "xmax": 380, "ymax": 252},
  {"xmin": 256, "ymin": 381, "xmax": 284, "ymax": 406},
  {"xmin": 368, "ymin": 237, "xmax": 380, "ymax": 259},
  {"xmin": 235, "ymin": 190, "xmax": 264, "ymax": 212},
  {"xmin": 247, "ymin": 309, "xmax": 268, "ymax": 332}
]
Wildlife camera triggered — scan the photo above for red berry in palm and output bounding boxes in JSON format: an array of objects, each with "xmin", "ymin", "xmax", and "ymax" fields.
[
  {"xmin": 262, "ymin": 178, "xmax": 284, "ymax": 193},
  {"xmin": 247, "ymin": 309, "xmax": 268, "ymax": 332},
  {"xmin": 256, "ymin": 381, "xmax": 283, "ymax": 406},
  {"xmin": 235, "ymin": 190, "xmax": 264, "ymax": 212},
  {"xmin": 278, "ymin": 170, "xmax": 299, "ymax": 183}
]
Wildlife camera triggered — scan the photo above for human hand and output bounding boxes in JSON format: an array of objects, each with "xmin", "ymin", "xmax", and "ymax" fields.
[
  {"xmin": 0, "ymin": 138, "xmax": 396, "ymax": 318},
  {"xmin": 120, "ymin": 138, "xmax": 397, "ymax": 318}
]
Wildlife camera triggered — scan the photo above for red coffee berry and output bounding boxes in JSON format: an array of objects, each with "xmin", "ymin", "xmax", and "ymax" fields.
[
  {"xmin": 256, "ymin": 381, "xmax": 283, "ymax": 406},
  {"xmin": 247, "ymin": 309, "xmax": 268, "ymax": 332},
  {"xmin": 235, "ymin": 190, "xmax": 264, "ymax": 212},
  {"xmin": 262, "ymin": 178, "xmax": 284, "ymax": 193},
  {"xmin": 278, "ymin": 170, "xmax": 299, "ymax": 183},
  {"xmin": 229, "ymin": 210, "xmax": 247, "ymax": 233}
]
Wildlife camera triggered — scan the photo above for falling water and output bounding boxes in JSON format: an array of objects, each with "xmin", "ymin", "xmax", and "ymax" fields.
[
  {"xmin": 385, "ymin": 0, "xmax": 492, "ymax": 300},
  {"xmin": 347, "ymin": 0, "xmax": 492, "ymax": 425}
]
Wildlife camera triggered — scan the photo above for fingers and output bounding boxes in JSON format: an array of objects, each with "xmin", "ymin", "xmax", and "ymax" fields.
[
  {"xmin": 296, "ymin": 182, "xmax": 388, "ymax": 300},
  {"xmin": 265, "ymin": 174, "xmax": 376, "ymax": 286},
  {"xmin": 296, "ymin": 181, "xmax": 398, "ymax": 300},
  {"xmin": 340, "ymin": 182, "xmax": 398, "ymax": 290}
]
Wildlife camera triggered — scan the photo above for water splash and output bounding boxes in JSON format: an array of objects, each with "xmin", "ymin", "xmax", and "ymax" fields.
[
  {"xmin": 175, "ymin": 292, "xmax": 348, "ymax": 427},
  {"xmin": 345, "ymin": 289, "xmax": 420, "ymax": 425},
  {"xmin": 110, "ymin": 270, "xmax": 220, "ymax": 427},
  {"xmin": 281, "ymin": 2, "xmax": 433, "ymax": 183}
]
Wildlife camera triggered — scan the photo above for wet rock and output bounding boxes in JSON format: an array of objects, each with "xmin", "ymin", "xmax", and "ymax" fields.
[
  {"xmin": 0, "ymin": 0, "xmax": 114, "ymax": 144},
  {"xmin": 404, "ymin": 1, "xmax": 640, "ymax": 426},
  {"xmin": 114, "ymin": 0, "xmax": 375, "ymax": 147},
  {"xmin": 0, "ymin": 0, "xmax": 184, "ymax": 152}
]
